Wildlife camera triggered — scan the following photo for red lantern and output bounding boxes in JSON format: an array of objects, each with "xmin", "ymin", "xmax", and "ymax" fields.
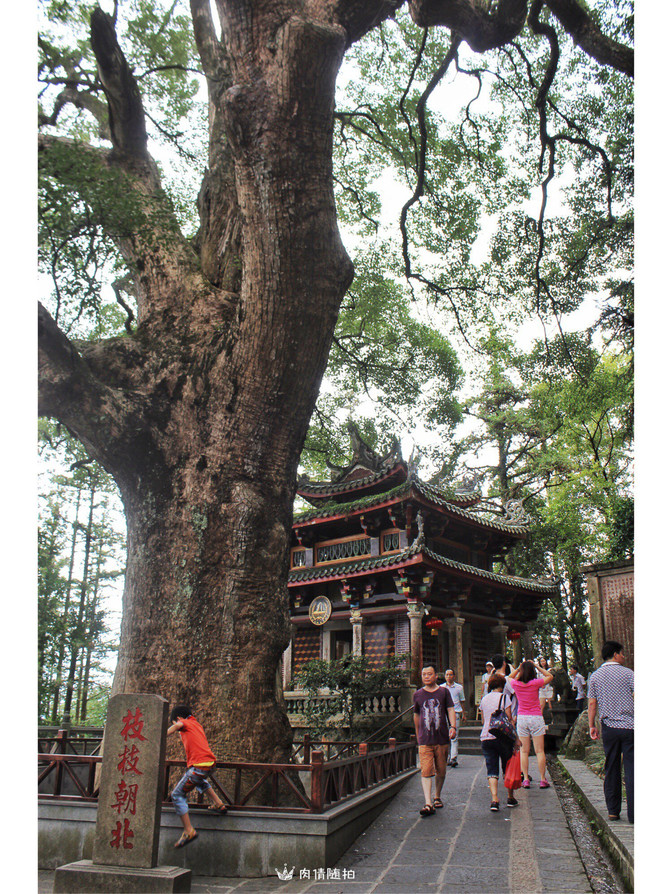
[
  {"xmin": 426, "ymin": 617, "xmax": 443, "ymax": 637},
  {"xmin": 507, "ymin": 630, "xmax": 521, "ymax": 641}
]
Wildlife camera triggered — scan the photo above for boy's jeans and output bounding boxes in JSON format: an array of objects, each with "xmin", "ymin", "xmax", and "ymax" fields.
[{"xmin": 171, "ymin": 766, "xmax": 212, "ymax": 816}]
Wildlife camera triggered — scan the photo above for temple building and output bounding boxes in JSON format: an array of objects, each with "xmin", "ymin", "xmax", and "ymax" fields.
[{"xmin": 282, "ymin": 428, "xmax": 558, "ymax": 716}]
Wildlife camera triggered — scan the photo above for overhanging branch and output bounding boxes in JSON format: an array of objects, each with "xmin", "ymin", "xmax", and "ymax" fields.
[
  {"xmin": 545, "ymin": 0, "xmax": 633, "ymax": 76},
  {"xmin": 90, "ymin": 6, "xmax": 150, "ymax": 162},
  {"xmin": 38, "ymin": 302, "xmax": 156, "ymax": 480},
  {"xmin": 408, "ymin": 0, "xmax": 528, "ymax": 52}
]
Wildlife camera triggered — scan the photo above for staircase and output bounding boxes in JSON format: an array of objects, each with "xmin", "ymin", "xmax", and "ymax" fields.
[
  {"xmin": 455, "ymin": 719, "xmax": 483, "ymax": 755},
  {"xmin": 457, "ymin": 708, "xmax": 580, "ymax": 757}
]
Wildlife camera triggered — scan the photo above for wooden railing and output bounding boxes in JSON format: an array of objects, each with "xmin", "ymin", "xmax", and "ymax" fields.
[
  {"xmin": 38, "ymin": 727, "xmax": 103, "ymax": 756},
  {"xmin": 38, "ymin": 735, "xmax": 417, "ymax": 814}
]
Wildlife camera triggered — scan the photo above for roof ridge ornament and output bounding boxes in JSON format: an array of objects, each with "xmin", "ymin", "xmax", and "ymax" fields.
[
  {"xmin": 406, "ymin": 443, "xmax": 421, "ymax": 477},
  {"xmin": 410, "ymin": 510, "xmax": 425, "ymax": 550},
  {"xmin": 454, "ymin": 470, "xmax": 482, "ymax": 497},
  {"xmin": 502, "ymin": 499, "xmax": 531, "ymax": 527}
]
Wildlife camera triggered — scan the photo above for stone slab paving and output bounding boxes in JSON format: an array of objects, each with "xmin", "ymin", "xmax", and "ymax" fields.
[{"xmin": 39, "ymin": 754, "xmax": 596, "ymax": 894}]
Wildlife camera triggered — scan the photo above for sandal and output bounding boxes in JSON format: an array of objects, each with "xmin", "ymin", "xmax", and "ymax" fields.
[
  {"xmin": 433, "ymin": 798, "xmax": 444, "ymax": 809},
  {"xmin": 174, "ymin": 830, "xmax": 198, "ymax": 848},
  {"xmin": 208, "ymin": 804, "xmax": 228, "ymax": 813},
  {"xmin": 419, "ymin": 804, "xmax": 435, "ymax": 817}
]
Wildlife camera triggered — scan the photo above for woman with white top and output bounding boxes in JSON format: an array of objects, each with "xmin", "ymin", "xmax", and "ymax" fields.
[{"xmin": 479, "ymin": 673, "xmax": 521, "ymax": 811}]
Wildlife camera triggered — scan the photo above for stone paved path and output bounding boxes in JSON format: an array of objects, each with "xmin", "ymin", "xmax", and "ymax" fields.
[{"xmin": 38, "ymin": 754, "xmax": 592, "ymax": 894}]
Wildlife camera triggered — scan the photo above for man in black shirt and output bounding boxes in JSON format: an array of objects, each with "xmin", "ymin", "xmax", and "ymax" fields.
[{"xmin": 413, "ymin": 666, "xmax": 456, "ymax": 816}]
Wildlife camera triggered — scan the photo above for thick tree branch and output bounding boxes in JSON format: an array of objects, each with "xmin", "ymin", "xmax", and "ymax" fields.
[
  {"xmin": 189, "ymin": 0, "xmax": 242, "ymax": 290},
  {"xmin": 90, "ymin": 6, "xmax": 150, "ymax": 163},
  {"xmin": 545, "ymin": 0, "xmax": 633, "ymax": 76},
  {"xmin": 409, "ymin": 0, "xmax": 528, "ymax": 52},
  {"xmin": 333, "ymin": 1, "xmax": 405, "ymax": 46},
  {"xmin": 38, "ymin": 302, "xmax": 147, "ymax": 473}
]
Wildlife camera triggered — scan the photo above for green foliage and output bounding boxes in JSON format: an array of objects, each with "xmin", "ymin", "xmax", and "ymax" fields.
[
  {"xmin": 38, "ymin": 420, "xmax": 125, "ymax": 723},
  {"xmin": 80, "ymin": 681, "xmax": 112, "ymax": 725},
  {"xmin": 39, "ymin": 0, "xmax": 205, "ymax": 337},
  {"xmin": 39, "ymin": 2, "xmax": 634, "ymax": 695},
  {"xmin": 301, "ymin": 243, "xmax": 463, "ymax": 478},
  {"xmin": 294, "ymin": 654, "xmax": 408, "ymax": 738}
]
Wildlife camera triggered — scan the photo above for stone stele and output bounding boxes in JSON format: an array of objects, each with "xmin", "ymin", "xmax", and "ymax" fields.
[{"xmin": 54, "ymin": 693, "xmax": 192, "ymax": 893}]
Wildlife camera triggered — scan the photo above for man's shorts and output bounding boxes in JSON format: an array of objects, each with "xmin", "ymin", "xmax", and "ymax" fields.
[
  {"xmin": 516, "ymin": 714, "xmax": 547, "ymax": 738},
  {"xmin": 418, "ymin": 744, "xmax": 448, "ymax": 778}
]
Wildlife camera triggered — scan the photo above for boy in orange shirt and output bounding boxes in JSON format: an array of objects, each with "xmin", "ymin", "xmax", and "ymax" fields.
[{"xmin": 167, "ymin": 705, "xmax": 227, "ymax": 847}]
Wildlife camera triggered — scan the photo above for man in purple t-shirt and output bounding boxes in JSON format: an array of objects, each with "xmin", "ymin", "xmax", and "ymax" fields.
[{"xmin": 413, "ymin": 666, "xmax": 456, "ymax": 816}]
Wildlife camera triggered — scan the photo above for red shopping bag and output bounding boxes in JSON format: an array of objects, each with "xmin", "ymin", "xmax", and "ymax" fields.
[{"xmin": 504, "ymin": 750, "xmax": 522, "ymax": 790}]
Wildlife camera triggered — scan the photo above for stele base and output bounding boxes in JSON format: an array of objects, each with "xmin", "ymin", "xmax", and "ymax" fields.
[{"xmin": 53, "ymin": 859, "xmax": 192, "ymax": 893}]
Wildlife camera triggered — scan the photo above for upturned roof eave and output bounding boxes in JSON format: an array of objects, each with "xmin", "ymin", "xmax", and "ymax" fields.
[
  {"xmin": 295, "ymin": 461, "xmax": 408, "ymax": 502},
  {"xmin": 293, "ymin": 477, "xmax": 528, "ymax": 540},
  {"xmin": 288, "ymin": 545, "xmax": 556, "ymax": 597}
]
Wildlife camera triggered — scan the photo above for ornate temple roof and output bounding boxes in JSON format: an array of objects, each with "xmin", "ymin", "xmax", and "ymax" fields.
[
  {"xmin": 290, "ymin": 425, "xmax": 554, "ymax": 628},
  {"xmin": 294, "ymin": 472, "xmax": 529, "ymax": 537},
  {"xmin": 296, "ymin": 460, "xmax": 409, "ymax": 503},
  {"xmin": 288, "ymin": 539, "xmax": 555, "ymax": 596}
]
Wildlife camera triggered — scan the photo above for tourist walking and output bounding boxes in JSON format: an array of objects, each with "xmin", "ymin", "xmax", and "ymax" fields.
[
  {"xmin": 538, "ymin": 657, "xmax": 554, "ymax": 722},
  {"xmin": 442, "ymin": 668, "xmax": 465, "ymax": 767},
  {"xmin": 413, "ymin": 666, "xmax": 456, "ymax": 816},
  {"xmin": 479, "ymin": 673, "xmax": 521, "ymax": 811},
  {"xmin": 481, "ymin": 661, "xmax": 494, "ymax": 703},
  {"xmin": 570, "ymin": 665, "xmax": 586, "ymax": 712},
  {"xmin": 588, "ymin": 641, "xmax": 634, "ymax": 823},
  {"xmin": 167, "ymin": 705, "xmax": 227, "ymax": 847},
  {"xmin": 509, "ymin": 660, "xmax": 554, "ymax": 789}
]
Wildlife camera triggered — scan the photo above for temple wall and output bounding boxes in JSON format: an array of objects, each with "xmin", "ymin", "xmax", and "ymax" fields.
[{"xmin": 584, "ymin": 561, "xmax": 634, "ymax": 669}]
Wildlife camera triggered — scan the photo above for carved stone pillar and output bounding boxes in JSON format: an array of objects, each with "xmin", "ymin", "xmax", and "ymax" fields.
[
  {"xmin": 446, "ymin": 617, "xmax": 466, "ymax": 685},
  {"xmin": 350, "ymin": 607, "xmax": 363, "ymax": 657},
  {"xmin": 321, "ymin": 626, "xmax": 331, "ymax": 662},
  {"xmin": 513, "ymin": 635, "xmax": 523, "ymax": 666},
  {"xmin": 407, "ymin": 601, "xmax": 424, "ymax": 687},
  {"xmin": 521, "ymin": 630, "xmax": 533, "ymax": 663},
  {"xmin": 492, "ymin": 623, "xmax": 508, "ymax": 657}
]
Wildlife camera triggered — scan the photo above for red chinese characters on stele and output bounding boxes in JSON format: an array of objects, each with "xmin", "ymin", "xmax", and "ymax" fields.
[{"xmin": 109, "ymin": 707, "xmax": 147, "ymax": 850}]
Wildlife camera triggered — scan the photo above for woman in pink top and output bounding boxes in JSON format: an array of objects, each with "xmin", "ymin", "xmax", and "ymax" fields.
[{"xmin": 509, "ymin": 660, "xmax": 554, "ymax": 789}]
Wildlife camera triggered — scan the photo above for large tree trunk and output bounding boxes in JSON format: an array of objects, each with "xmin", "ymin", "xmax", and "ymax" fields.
[{"xmin": 39, "ymin": 3, "xmax": 355, "ymax": 762}]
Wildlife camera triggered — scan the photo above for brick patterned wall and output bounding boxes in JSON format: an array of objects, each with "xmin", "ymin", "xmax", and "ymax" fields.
[
  {"xmin": 364, "ymin": 622, "xmax": 395, "ymax": 669},
  {"xmin": 293, "ymin": 627, "xmax": 321, "ymax": 675},
  {"xmin": 395, "ymin": 617, "xmax": 409, "ymax": 669}
]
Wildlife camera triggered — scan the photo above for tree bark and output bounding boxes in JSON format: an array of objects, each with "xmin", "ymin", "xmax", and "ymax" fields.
[{"xmin": 39, "ymin": 3, "xmax": 361, "ymax": 762}]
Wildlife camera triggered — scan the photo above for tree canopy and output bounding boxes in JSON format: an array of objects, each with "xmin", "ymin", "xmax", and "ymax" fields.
[{"xmin": 37, "ymin": 1, "xmax": 633, "ymax": 754}]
